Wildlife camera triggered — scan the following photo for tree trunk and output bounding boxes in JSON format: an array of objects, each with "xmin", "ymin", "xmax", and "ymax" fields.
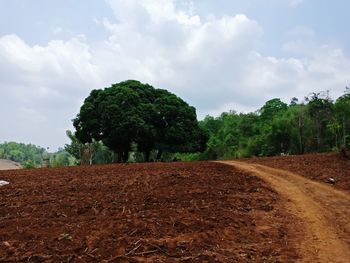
[
  {"xmin": 112, "ymin": 152, "xmax": 118, "ymax": 163},
  {"xmin": 156, "ymin": 150, "xmax": 163, "ymax": 161},
  {"xmin": 343, "ymin": 117, "xmax": 347, "ymax": 146},
  {"xmin": 298, "ymin": 111, "xmax": 304, "ymax": 154},
  {"xmin": 79, "ymin": 146, "xmax": 83, "ymax": 165},
  {"xmin": 89, "ymin": 143, "xmax": 93, "ymax": 165},
  {"xmin": 335, "ymin": 133, "xmax": 338, "ymax": 149},
  {"xmin": 144, "ymin": 151, "xmax": 150, "ymax": 162},
  {"xmin": 117, "ymin": 151, "xmax": 123, "ymax": 163},
  {"xmin": 81, "ymin": 147, "xmax": 93, "ymax": 165},
  {"xmin": 316, "ymin": 120, "xmax": 321, "ymax": 152},
  {"xmin": 122, "ymin": 151, "xmax": 129, "ymax": 163}
]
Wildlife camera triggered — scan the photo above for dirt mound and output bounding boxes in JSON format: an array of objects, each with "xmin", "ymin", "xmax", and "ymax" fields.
[
  {"xmin": 0, "ymin": 162, "xmax": 297, "ymax": 262},
  {"xmin": 245, "ymin": 153, "xmax": 350, "ymax": 192},
  {"xmin": 0, "ymin": 159, "xmax": 22, "ymax": 170}
]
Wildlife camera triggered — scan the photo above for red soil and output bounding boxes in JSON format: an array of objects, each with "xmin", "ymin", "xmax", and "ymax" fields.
[
  {"xmin": 0, "ymin": 162, "xmax": 297, "ymax": 262},
  {"xmin": 245, "ymin": 153, "xmax": 350, "ymax": 192}
]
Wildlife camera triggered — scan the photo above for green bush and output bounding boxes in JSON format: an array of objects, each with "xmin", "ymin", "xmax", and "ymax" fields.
[{"xmin": 23, "ymin": 160, "xmax": 37, "ymax": 169}]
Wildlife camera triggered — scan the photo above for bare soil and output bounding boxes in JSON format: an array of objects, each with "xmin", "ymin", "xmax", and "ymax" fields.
[
  {"xmin": 0, "ymin": 159, "xmax": 22, "ymax": 170},
  {"xmin": 222, "ymin": 159, "xmax": 350, "ymax": 263},
  {"xmin": 244, "ymin": 153, "xmax": 350, "ymax": 192},
  {"xmin": 0, "ymin": 162, "xmax": 297, "ymax": 262}
]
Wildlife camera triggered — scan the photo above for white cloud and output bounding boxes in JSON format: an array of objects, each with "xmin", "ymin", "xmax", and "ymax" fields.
[
  {"xmin": 0, "ymin": 34, "xmax": 100, "ymax": 149},
  {"xmin": 94, "ymin": 1, "xmax": 265, "ymax": 112},
  {"xmin": 0, "ymin": 0, "xmax": 349, "ymax": 149}
]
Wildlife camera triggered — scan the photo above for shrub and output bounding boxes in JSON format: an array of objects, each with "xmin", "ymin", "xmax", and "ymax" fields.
[{"xmin": 23, "ymin": 160, "xmax": 37, "ymax": 169}]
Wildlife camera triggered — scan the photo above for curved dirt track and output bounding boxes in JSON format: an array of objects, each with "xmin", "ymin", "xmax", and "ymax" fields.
[{"xmin": 220, "ymin": 161, "xmax": 350, "ymax": 263}]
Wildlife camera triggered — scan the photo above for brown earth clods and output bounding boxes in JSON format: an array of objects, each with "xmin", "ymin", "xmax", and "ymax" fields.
[
  {"xmin": 245, "ymin": 153, "xmax": 350, "ymax": 192},
  {"xmin": 0, "ymin": 162, "xmax": 297, "ymax": 262}
]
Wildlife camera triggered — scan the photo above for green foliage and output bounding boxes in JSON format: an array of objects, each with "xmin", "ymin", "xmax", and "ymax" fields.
[
  {"xmin": 64, "ymin": 131, "xmax": 115, "ymax": 165},
  {"xmin": 23, "ymin": 160, "xmax": 37, "ymax": 169},
  {"xmin": 198, "ymin": 89, "xmax": 350, "ymax": 160},
  {"xmin": 50, "ymin": 149, "xmax": 75, "ymax": 167},
  {"xmin": 92, "ymin": 142, "xmax": 115, "ymax": 164},
  {"xmin": 73, "ymin": 80, "xmax": 207, "ymax": 162},
  {"xmin": 64, "ymin": 130, "xmax": 84, "ymax": 161},
  {"xmin": 174, "ymin": 152, "xmax": 205, "ymax": 162},
  {"xmin": 306, "ymin": 92, "xmax": 334, "ymax": 151},
  {"xmin": 0, "ymin": 142, "xmax": 45, "ymax": 166},
  {"xmin": 259, "ymin": 98, "xmax": 288, "ymax": 121},
  {"xmin": 334, "ymin": 88, "xmax": 350, "ymax": 148}
]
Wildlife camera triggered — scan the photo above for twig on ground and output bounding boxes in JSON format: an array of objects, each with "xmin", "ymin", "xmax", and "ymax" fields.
[
  {"xmin": 125, "ymin": 244, "xmax": 142, "ymax": 256},
  {"xmin": 133, "ymin": 249, "xmax": 159, "ymax": 256},
  {"xmin": 149, "ymin": 243, "xmax": 169, "ymax": 255}
]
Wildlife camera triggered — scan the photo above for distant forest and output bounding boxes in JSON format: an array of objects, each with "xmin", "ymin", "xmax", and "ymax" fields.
[
  {"xmin": 192, "ymin": 89, "xmax": 350, "ymax": 161},
  {"xmin": 0, "ymin": 142, "xmax": 74, "ymax": 168},
  {"xmin": 1, "ymin": 88, "xmax": 349, "ymax": 166}
]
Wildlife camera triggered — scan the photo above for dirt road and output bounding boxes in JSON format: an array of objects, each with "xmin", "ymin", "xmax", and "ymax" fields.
[{"xmin": 220, "ymin": 161, "xmax": 350, "ymax": 263}]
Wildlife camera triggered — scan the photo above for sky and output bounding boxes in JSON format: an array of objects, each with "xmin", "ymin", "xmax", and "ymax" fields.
[{"xmin": 0, "ymin": 0, "xmax": 349, "ymax": 151}]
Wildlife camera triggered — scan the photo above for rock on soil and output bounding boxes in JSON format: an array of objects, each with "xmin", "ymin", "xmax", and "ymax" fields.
[{"xmin": 0, "ymin": 180, "xmax": 9, "ymax": 186}]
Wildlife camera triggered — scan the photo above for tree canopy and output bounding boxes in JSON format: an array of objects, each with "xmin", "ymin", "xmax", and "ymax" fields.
[
  {"xmin": 0, "ymin": 142, "xmax": 45, "ymax": 167},
  {"xmin": 197, "ymin": 88, "xmax": 350, "ymax": 160},
  {"xmin": 0, "ymin": 141, "xmax": 75, "ymax": 168},
  {"xmin": 73, "ymin": 80, "xmax": 207, "ymax": 162}
]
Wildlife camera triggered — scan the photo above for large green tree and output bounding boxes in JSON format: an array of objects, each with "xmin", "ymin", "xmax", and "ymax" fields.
[{"xmin": 73, "ymin": 80, "xmax": 207, "ymax": 162}]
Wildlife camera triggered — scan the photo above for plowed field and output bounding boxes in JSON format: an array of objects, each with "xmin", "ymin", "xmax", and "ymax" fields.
[
  {"xmin": 245, "ymin": 153, "xmax": 350, "ymax": 192},
  {"xmin": 0, "ymin": 162, "xmax": 297, "ymax": 262}
]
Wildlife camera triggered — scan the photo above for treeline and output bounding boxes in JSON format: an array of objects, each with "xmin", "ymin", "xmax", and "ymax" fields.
[
  {"xmin": 3, "ymin": 87, "xmax": 349, "ymax": 167},
  {"xmin": 191, "ymin": 89, "xmax": 350, "ymax": 160},
  {"xmin": 0, "ymin": 142, "xmax": 75, "ymax": 168},
  {"xmin": 0, "ymin": 142, "xmax": 45, "ymax": 167},
  {"xmin": 67, "ymin": 87, "xmax": 350, "ymax": 163}
]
